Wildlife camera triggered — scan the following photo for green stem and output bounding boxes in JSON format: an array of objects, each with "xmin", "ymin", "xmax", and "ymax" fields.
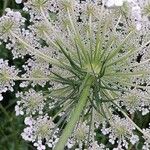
[
  {"xmin": 54, "ymin": 74, "xmax": 94, "ymax": 150},
  {"xmin": 2, "ymin": 0, "xmax": 8, "ymax": 15}
]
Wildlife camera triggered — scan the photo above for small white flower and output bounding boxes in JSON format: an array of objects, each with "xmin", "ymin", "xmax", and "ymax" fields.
[
  {"xmin": 130, "ymin": 134, "xmax": 139, "ymax": 145},
  {"xmin": 142, "ymin": 108, "xmax": 149, "ymax": 116},
  {"xmin": 106, "ymin": 0, "xmax": 115, "ymax": 7},
  {"xmin": 0, "ymin": 94, "xmax": 3, "ymax": 101},
  {"xmin": 67, "ymin": 143, "xmax": 74, "ymax": 149},
  {"xmin": 106, "ymin": 0, "xmax": 124, "ymax": 7},
  {"xmin": 15, "ymin": 0, "xmax": 22, "ymax": 4},
  {"xmin": 15, "ymin": 105, "xmax": 24, "ymax": 116},
  {"xmin": 34, "ymin": 140, "xmax": 46, "ymax": 150},
  {"xmin": 21, "ymin": 127, "xmax": 34, "ymax": 141},
  {"xmin": 24, "ymin": 117, "xmax": 33, "ymax": 126},
  {"xmin": 136, "ymin": 22, "xmax": 142, "ymax": 31}
]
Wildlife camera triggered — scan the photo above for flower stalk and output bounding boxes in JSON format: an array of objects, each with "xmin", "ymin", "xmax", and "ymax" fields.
[{"xmin": 54, "ymin": 74, "xmax": 94, "ymax": 150}]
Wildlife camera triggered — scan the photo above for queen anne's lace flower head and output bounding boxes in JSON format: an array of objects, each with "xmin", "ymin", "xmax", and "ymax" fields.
[{"xmin": 0, "ymin": 0, "xmax": 150, "ymax": 149}]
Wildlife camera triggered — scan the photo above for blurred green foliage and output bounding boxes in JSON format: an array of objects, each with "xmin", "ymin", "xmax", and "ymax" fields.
[{"xmin": 0, "ymin": 0, "xmax": 22, "ymax": 15}]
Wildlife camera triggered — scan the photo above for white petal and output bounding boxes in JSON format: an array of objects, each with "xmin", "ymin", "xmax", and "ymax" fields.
[
  {"xmin": 15, "ymin": 0, "xmax": 22, "ymax": 4},
  {"xmin": 115, "ymin": 0, "xmax": 124, "ymax": 6},
  {"xmin": 136, "ymin": 23, "xmax": 142, "ymax": 31},
  {"xmin": 106, "ymin": 0, "xmax": 115, "ymax": 7},
  {"xmin": 0, "ymin": 94, "xmax": 3, "ymax": 101}
]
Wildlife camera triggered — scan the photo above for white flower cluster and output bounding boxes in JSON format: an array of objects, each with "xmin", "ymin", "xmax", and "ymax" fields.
[
  {"xmin": 0, "ymin": 59, "xmax": 19, "ymax": 101},
  {"xmin": 105, "ymin": 0, "xmax": 150, "ymax": 30},
  {"xmin": 0, "ymin": 0, "xmax": 150, "ymax": 149},
  {"xmin": 101, "ymin": 115, "xmax": 139, "ymax": 149},
  {"xmin": 15, "ymin": 89, "xmax": 46, "ymax": 116},
  {"xmin": 0, "ymin": 8, "xmax": 24, "ymax": 42},
  {"xmin": 21, "ymin": 115, "xmax": 59, "ymax": 150},
  {"xmin": 142, "ymin": 124, "xmax": 150, "ymax": 150},
  {"xmin": 118, "ymin": 89, "xmax": 150, "ymax": 115},
  {"xmin": 67, "ymin": 121, "xmax": 89, "ymax": 149},
  {"xmin": 67, "ymin": 122, "xmax": 110, "ymax": 149},
  {"xmin": 21, "ymin": 59, "xmax": 51, "ymax": 87}
]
